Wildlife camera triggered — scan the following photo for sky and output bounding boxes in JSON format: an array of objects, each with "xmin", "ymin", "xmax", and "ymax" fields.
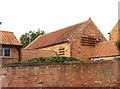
[{"xmin": 0, "ymin": 0, "xmax": 119, "ymax": 40}]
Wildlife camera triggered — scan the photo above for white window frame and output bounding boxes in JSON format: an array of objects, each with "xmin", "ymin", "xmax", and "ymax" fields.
[{"xmin": 0, "ymin": 48, "xmax": 11, "ymax": 58}]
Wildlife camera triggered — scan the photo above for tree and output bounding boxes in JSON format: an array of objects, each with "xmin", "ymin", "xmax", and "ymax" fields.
[
  {"xmin": 20, "ymin": 29, "xmax": 45, "ymax": 48},
  {"xmin": 115, "ymin": 39, "xmax": 120, "ymax": 51}
]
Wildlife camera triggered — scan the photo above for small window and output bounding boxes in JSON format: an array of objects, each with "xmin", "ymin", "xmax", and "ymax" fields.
[
  {"xmin": 0, "ymin": 48, "xmax": 11, "ymax": 58},
  {"xmin": 4, "ymin": 49, "xmax": 11, "ymax": 57}
]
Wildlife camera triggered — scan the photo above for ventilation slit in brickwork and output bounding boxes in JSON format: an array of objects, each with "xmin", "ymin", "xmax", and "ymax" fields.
[
  {"xmin": 58, "ymin": 48, "xmax": 65, "ymax": 56},
  {"xmin": 81, "ymin": 36, "xmax": 100, "ymax": 46}
]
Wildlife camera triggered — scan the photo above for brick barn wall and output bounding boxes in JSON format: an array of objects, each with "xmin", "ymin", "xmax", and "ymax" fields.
[
  {"xmin": 38, "ymin": 20, "xmax": 107, "ymax": 60},
  {"xmin": 39, "ymin": 43, "xmax": 71, "ymax": 57},
  {"xmin": 71, "ymin": 39, "xmax": 95, "ymax": 60},
  {"xmin": 110, "ymin": 25, "xmax": 119, "ymax": 43},
  {"xmin": 71, "ymin": 19, "xmax": 107, "ymax": 60},
  {"xmin": 1, "ymin": 60, "xmax": 119, "ymax": 88}
]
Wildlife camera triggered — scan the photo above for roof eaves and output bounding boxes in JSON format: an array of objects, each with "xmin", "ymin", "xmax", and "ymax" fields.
[{"xmin": 1, "ymin": 43, "xmax": 22, "ymax": 47}]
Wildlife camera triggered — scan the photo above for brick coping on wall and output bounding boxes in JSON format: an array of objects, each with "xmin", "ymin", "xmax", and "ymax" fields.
[{"xmin": 1, "ymin": 87, "xmax": 119, "ymax": 89}]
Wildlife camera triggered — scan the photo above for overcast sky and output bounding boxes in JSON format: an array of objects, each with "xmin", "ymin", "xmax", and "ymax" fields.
[{"xmin": 0, "ymin": 0, "xmax": 119, "ymax": 40}]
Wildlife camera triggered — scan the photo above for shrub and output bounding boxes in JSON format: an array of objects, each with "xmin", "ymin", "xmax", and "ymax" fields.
[
  {"xmin": 115, "ymin": 39, "xmax": 120, "ymax": 51},
  {"xmin": 23, "ymin": 57, "xmax": 81, "ymax": 63}
]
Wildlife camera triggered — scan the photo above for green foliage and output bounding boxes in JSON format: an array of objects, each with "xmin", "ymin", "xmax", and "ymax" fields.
[
  {"xmin": 23, "ymin": 57, "xmax": 81, "ymax": 63},
  {"xmin": 119, "ymin": 28, "xmax": 120, "ymax": 32},
  {"xmin": 20, "ymin": 29, "xmax": 45, "ymax": 48},
  {"xmin": 115, "ymin": 39, "xmax": 120, "ymax": 51}
]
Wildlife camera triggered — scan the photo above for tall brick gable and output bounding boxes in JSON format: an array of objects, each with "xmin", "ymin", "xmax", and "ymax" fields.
[{"xmin": 71, "ymin": 19, "xmax": 107, "ymax": 59}]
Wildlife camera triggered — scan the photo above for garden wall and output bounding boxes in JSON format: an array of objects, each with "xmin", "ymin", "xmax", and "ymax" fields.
[{"xmin": 1, "ymin": 59, "xmax": 120, "ymax": 88}]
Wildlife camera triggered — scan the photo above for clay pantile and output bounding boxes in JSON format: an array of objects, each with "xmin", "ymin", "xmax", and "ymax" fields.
[
  {"xmin": 91, "ymin": 41, "xmax": 118, "ymax": 58},
  {"xmin": 0, "ymin": 30, "xmax": 22, "ymax": 46},
  {"xmin": 21, "ymin": 49, "xmax": 57, "ymax": 60},
  {"xmin": 26, "ymin": 19, "xmax": 90, "ymax": 49}
]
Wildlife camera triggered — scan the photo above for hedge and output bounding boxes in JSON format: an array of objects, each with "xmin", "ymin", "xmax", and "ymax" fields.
[{"xmin": 23, "ymin": 57, "xmax": 82, "ymax": 63}]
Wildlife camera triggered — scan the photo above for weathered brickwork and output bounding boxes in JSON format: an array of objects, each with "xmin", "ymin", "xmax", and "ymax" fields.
[
  {"xmin": 110, "ymin": 25, "xmax": 119, "ymax": 43},
  {"xmin": 1, "ymin": 60, "xmax": 120, "ymax": 88},
  {"xmin": 39, "ymin": 20, "xmax": 106, "ymax": 60},
  {"xmin": 71, "ymin": 39, "xmax": 95, "ymax": 59},
  {"xmin": 110, "ymin": 20, "xmax": 120, "ymax": 43},
  {"xmin": 0, "ymin": 31, "xmax": 22, "ymax": 64},
  {"xmin": 26, "ymin": 19, "xmax": 107, "ymax": 60},
  {"xmin": 71, "ymin": 18, "xmax": 106, "ymax": 41},
  {"xmin": 81, "ymin": 19, "xmax": 106, "ymax": 42},
  {"xmin": 39, "ymin": 43, "xmax": 71, "ymax": 57},
  {"xmin": 71, "ymin": 20, "xmax": 106, "ymax": 59},
  {"xmin": 1, "ymin": 46, "xmax": 20, "ymax": 64}
]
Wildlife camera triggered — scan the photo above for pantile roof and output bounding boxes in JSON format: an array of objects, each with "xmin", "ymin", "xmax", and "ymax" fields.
[
  {"xmin": 26, "ymin": 18, "xmax": 91, "ymax": 49},
  {"xmin": 91, "ymin": 41, "xmax": 118, "ymax": 58},
  {"xmin": 0, "ymin": 30, "xmax": 22, "ymax": 46},
  {"xmin": 21, "ymin": 49, "xmax": 57, "ymax": 60}
]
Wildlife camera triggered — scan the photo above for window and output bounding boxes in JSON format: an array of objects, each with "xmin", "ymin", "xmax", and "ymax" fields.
[
  {"xmin": 4, "ymin": 49, "xmax": 11, "ymax": 57},
  {"xmin": 0, "ymin": 48, "xmax": 11, "ymax": 58}
]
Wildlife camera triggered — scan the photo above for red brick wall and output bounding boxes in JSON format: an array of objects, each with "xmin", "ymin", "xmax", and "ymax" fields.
[
  {"xmin": 1, "ymin": 46, "xmax": 19, "ymax": 64},
  {"xmin": 71, "ymin": 19, "xmax": 107, "ymax": 59},
  {"xmin": 110, "ymin": 20, "xmax": 120, "ymax": 43},
  {"xmin": 71, "ymin": 39, "xmax": 95, "ymax": 59},
  {"xmin": 110, "ymin": 24, "xmax": 119, "ymax": 43},
  {"xmin": 39, "ymin": 43, "xmax": 71, "ymax": 57},
  {"xmin": 1, "ymin": 60, "xmax": 119, "ymax": 88}
]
